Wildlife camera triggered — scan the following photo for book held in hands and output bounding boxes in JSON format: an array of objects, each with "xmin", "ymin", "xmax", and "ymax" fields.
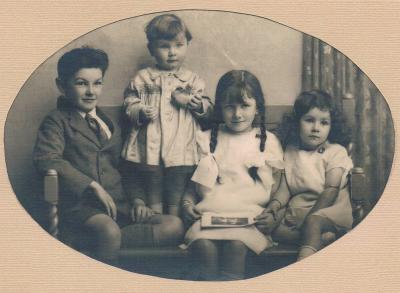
[{"xmin": 201, "ymin": 212, "xmax": 256, "ymax": 228}]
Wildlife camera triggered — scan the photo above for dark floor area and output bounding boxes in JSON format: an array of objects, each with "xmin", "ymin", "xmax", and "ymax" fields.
[{"xmin": 118, "ymin": 253, "xmax": 297, "ymax": 280}]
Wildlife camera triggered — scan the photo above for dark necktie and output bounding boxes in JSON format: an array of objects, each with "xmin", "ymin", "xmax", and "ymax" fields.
[{"xmin": 85, "ymin": 114, "xmax": 108, "ymax": 146}]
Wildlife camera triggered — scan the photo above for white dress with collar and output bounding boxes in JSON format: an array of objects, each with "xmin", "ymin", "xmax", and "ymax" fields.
[
  {"xmin": 284, "ymin": 142, "xmax": 354, "ymax": 231},
  {"xmin": 183, "ymin": 127, "xmax": 284, "ymax": 254}
]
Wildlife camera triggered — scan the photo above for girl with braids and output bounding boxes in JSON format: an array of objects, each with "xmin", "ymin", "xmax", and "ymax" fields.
[
  {"xmin": 180, "ymin": 70, "xmax": 284, "ymax": 281},
  {"xmin": 264, "ymin": 90, "xmax": 353, "ymax": 261}
]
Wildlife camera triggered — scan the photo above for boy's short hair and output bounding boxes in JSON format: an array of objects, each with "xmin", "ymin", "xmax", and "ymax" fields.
[
  {"xmin": 57, "ymin": 47, "xmax": 109, "ymax": 82},
  {"xmin": 145, "ymin": 14, "xmax": 192, "ymax": 46}
]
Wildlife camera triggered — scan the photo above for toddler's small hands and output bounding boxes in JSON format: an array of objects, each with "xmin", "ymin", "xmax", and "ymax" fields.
[
  {"xmin": 131, "ymin": 204, "xmax": 154, "ymax": 223},
  {"xmin": 187, "ymin": 94, "xmax": 203, "ymax": 111},
  {"xmin": 140, "ymin": 105, "xmax": 158, "ymax": 121},
  {"xmin": 264, "ymin": 200, "xmax": 281, "ymax": 221},
  {"xmin": 254, "ymin": 209, "xmax": 271, "ymax": 221},
  {"xmin": 171, "ymin": 88, "xmax": 191, "ymax": 108},
  {"xmin": 254, "ymin": 209, "xmax": 278, "ymax": 234}
]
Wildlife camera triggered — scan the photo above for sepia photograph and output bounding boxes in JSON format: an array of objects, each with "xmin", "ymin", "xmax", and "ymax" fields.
[
  {"xmin": 4, "ymin": 9, "xmax": 395, "ymax": 282},
  {"xmin": 1, "ymin": 3, "xmax": 398, "ymax": 291}
]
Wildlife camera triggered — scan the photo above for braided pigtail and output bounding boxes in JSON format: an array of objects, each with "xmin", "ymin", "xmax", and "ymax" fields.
[
  {"xmin": 209, "ymin": 123, "xmax": 219, "ymax": 153},
  {"xmin": 248, "ymin": 103, "xmax": 268, "ymax": 182},
  {"xmin": 259, "ymin": 108, "xmax": 267, "ymax": 152}
]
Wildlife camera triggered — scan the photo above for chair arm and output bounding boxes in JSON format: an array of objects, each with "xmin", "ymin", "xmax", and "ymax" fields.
[
  {"xmin": 43, "ymin": 169, "xmax": 59, "ymax": 238},
  {"xmin": 349, "ymin": 167, "xmax": 371, "ymax": 227}
]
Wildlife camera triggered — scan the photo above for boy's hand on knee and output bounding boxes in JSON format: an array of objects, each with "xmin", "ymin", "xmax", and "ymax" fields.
[
  {"xmin": 88, "ymin": 181, "xmax": 117, "ymax": 221},
  {"xmin": 131, "ymin": 200, "xmax": 154, "ymax": 223}
]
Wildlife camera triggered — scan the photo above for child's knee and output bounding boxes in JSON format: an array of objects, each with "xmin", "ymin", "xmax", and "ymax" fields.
[
  {"xmin": 226, "ymin": 240, "xmax": 247, "ymax": 253},
  {"xmin": 191, "ymin": 239, "xmax": 217, "ymax": 252},
  {"xmin": 272, "ymin": 222, "xmax": 301, "ymax": 243},
  {"xmin": 303, "ymin": 215, "xmax": 324, "ymax": 232},
  {"xmin": 163, "ymin": 215, "xmax": 184, "ymax": 235},
  {"xmin": 101, "ymin": 221, "xmax": 121, "ymax": 243},
  {"xmin": 152, "ymin": 214, "xmax": 184, "ymax": 244},
  {"xmin": 85, "ymin": 214, "xmax": 121, "ymax": 243}
]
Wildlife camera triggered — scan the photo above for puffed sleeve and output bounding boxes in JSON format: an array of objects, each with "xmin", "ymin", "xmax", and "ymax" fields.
[
  {"xmin": 264, "ymin": 131, "xmax": 284, "ymax": 170},
  {"xmin": 195, "ymin": 128, "xmax": 211, "ymax": 157},
  {"xmin": 325, "ymin": 144, "xmax": 353, "ymax": 188},
  {"xmin": 191, "ymin": 130, "xmax": 219, "ymax": 188},
  {"xmin": 326, "ymin": 144, "xmax": 353, "ymax": 172}
]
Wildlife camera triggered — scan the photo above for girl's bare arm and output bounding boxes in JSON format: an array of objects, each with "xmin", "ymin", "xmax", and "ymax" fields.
[{"xmin": 306, "ymin": 167, "xmax": 344, "ymax": 216}]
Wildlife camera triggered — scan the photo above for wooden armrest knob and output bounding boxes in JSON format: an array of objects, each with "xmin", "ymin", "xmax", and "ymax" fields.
[
  {"xmin": 46, "ymin": 169, "xmax": 58, "ymax": 176},
  {"xmin": 350, "ymin": 167, "xmax": 366, "ymax": 202},
  {"xmin": 351, "ymin": 167, "xmax": 364, "ymax": 175},
  {"xmin": 43, "ymin": 169, "xmax": 59, "ymax": 238},
  {"xmin": 350, "ymin": 167, "xmax": 372, "ymax": 226},
  {"xmin": 44, "ymin": 169, "xmax": 58, "ymax": 203}
]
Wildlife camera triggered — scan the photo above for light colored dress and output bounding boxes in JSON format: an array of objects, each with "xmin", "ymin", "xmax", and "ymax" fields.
[
  {"xmin": 284, "ymin": 142, "xmax": 354, "ymax": 231},
  {"xmin": 121, "ymin": 66, "xmax": 212, "ymax": 167},
  {"xmin": 183, "ymin": 126, "xmax": 284, "ymax": 254}
]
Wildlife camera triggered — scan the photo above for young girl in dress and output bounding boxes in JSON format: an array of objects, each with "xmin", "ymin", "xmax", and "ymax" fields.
[
  {"xmin": 181, "ymin": 70, "xmax": 284, "ymax": 281},
  {"xmin": 121, "ymin": 14, "xmax": 213, "ymax": 218},
  {"xmin": 264, "ymin": 90, "xmax": 353, "ymax": 261}
]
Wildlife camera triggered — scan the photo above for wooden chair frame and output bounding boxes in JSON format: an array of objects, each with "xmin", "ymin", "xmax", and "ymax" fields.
[{"xmin": 43, "ymin": 167, "xmax": 369, "ymax": 261}]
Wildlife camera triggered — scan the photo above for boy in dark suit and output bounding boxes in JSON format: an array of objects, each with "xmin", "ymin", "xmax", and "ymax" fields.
[{"xmin": 34, "ymin": 47, "xmax": 183, "ymax": 264}]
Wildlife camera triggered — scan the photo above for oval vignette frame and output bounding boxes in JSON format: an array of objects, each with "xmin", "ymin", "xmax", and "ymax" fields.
[{"xmin": 4, "ymin": 9, "xmax": 395, "ymax": 281}]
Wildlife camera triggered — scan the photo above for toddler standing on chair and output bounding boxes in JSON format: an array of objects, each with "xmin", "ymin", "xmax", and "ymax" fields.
[{"xmin": 121, "ymin": 14, "xmax": 213, "ymax": 218}]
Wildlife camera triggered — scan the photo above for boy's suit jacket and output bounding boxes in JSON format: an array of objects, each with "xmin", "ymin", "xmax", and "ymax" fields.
[{"xmin": 33, "ymin": 102, "xmax": 129, "ymax": 214}]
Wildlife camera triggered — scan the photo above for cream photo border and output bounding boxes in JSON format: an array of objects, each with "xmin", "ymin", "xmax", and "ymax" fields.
[{"xmin": 0, "ymin": 1, "xmax": 399, "ymax": 292}]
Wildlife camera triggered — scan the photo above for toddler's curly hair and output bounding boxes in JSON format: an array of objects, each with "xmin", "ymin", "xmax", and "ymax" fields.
[{"xmin": 277, "ymin": 90, "xmax": 352, "ymax": 149}]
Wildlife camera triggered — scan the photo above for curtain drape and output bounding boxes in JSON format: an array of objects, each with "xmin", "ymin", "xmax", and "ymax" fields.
[{"xmin": 302, "ymin": 35, "xmax": 395, "ymax": 205}]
